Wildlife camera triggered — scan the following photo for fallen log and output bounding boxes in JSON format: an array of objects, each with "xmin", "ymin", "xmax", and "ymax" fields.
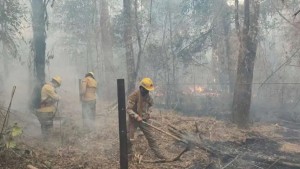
[
  {"xmin": 168, "ymin": 124, "xmax": 300, "ymax": 168},
  {"xmin": 195, "ymin": 140, "xmax": 300, "ymax": 169}
]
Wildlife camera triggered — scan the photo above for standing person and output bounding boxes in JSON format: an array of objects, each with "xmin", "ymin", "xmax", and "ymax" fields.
[
  {"xmin": 36, "ymin": 76, "xmax": 62, "ymax": 140},
  {"xmin": 126, "ymin": 77, "xmax": 166, "ymax": 159},
  {"xmin": 80, "ymin": 72, "xmax": 97, "ymax": 130}
]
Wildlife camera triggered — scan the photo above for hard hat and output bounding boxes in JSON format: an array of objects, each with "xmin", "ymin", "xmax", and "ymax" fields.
[
  {"xmin": 140, "ymin": 78, "xmax": 154, "ymax": 91},
  {"xmin": 88, "ymin": 72, "xmax": 94, "ymax": 77},
  {"xmin": 52, "ymin": 76, "xmax": 62, "ymax": 86}
]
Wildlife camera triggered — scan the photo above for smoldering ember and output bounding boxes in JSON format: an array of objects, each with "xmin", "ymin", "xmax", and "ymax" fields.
[{"xmin": 1, "ymin": 0, "xmax": 300, "ymax": 169}]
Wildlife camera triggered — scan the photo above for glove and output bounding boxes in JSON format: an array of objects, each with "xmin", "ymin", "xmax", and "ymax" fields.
[{"xmin": 136, "ymin": 116, "xmax": 143, "ymax": 122}]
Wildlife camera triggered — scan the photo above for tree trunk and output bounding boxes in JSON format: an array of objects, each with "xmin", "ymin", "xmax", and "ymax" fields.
[
  {"xmin": 0, "ymin": 42, "xmax": 5, "ymax": 93},
  {"xmin": 161, "ymin": 13, "xmax": 170, "ymax": 107},
  {"xmin": 211, "ymin": 0, "xmax": 231, "ymax": 92},
  {"xmin": 168, "ymin": 3, "xmax": 178, "ymax": 107},
  {"xmin": 0, "ymin": 0, "xmax": 8, "ymax": 92},
  {"xmin": 222, "ymin": 5, "xmax": 234, "ymax": 94},
  {"xmin": 31, "ymin": 0, "xmax": 46, "ymax": 109},
  {"xmin": 100, "ymin": 0, "xmax": 115, "ymax": 99},
  {"xmin": 134, "ymin": 0, "xmax": 142, "ymax": 79},
  {"xmin": 232, "ymin": 0, "xmax": 260, "ymax": 128},
  {"xmin": 123, "ymin": 0, "xmax": 136, "ymax": 93}
]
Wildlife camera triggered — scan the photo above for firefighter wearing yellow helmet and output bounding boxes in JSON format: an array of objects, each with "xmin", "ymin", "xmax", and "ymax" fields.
[
  {"xmin": 36, "ymin": 76, "xmax": 62, "ymax": 140},
  {"xmin": 80, "ymin": 72, "xmax": 98, "ymax": 130},
  {"xmin": 126, "ymin": 77, "xmax": 166, "ymax": 160}
]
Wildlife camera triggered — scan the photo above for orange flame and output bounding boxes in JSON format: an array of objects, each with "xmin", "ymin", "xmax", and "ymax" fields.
[{"xmin": 195, "ymin": 86, "xmax": 204, "ymax": 93}]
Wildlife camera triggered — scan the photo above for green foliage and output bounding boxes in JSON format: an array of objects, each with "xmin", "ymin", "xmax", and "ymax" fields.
[
  {"xmin": 0, "ymin": 0, "xmax": 26, "ymax": 58},
  {"xmin": 52, "ymin": 0, "xmax": 99, "ymax": 64},
  {"xmin": 11, "ymin": 123, "xmax": 22, "ymax": 137},
  {"xmin": 0, "ymin": 123, "xmax": 23, "ymax": 149},
  {"xmin": 6, "ymin": 138, "xmax": 16, "ymax": 148},
  {"xmin": 165, "ymin": 0, "xmax": 219, "ymax": 63},
  {"xmin": 111, "ymin": 14, "xmax": 125, "ymax": 48},
  {"xmin": 181, "ymin": 0, "xmax": 216, "ymax": 23},
  {"xmin": 54, "ymin": 0, "xmax": 98, "ymax": 42}
]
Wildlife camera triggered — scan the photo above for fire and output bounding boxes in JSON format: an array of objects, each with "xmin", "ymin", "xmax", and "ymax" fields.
[
  {"xmin": 195, "ymin": 86, "xmax": 204, "ymax": 93},
  {"xmin": 187, "ymin": 85, "xmax": 205, "ymax": 94}
]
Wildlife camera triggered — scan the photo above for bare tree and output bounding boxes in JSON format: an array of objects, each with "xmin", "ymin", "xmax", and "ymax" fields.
[
  {"xmin": 30, "ymin": 0, "xmax": 47, "ymax": 109},
  {"xmin": 100, "ymin": 0, "xmax": 115, "ymax": 99},
  {"xmin": 210, "ymin": 0, "xmax": 232, "ymax": 92},
  {"xmin": 123, "ymin": 0, "xmax": 136, "ymax": 92},
  {"xmin": 232, "ymin": 0, "xmax": 260, "ymax": 128},
  {"xmin": 0, "ymin": 0, "xmax": 25, "ymax": 91}
]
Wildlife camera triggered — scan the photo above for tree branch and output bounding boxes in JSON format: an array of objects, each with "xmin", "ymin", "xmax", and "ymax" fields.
[
  {"xmin": 134, "ymin": 0, "xmax": 142, "ymax": 75},
  {"xmin": 259, "ymin": 47, "xmax": 300, "ymax": 89},
  {"xmin": 271, "ymin": 1, "xmax": 300, "ymax": 29},
  {"xmin": 235, "ymin": 0, "xmax": 241, "ymax": 39},
  {"xmin": 51, "ymin": 0, "xmax": 55, "ymax": 7}
]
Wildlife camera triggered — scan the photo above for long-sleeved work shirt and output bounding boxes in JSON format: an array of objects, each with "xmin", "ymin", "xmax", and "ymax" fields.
[
  {"xmin": 126, "ymin": 89, "xmax": 153, "ymax": 119},
  {"xmin": 81, "ymin": 76, "xmax": 97, "ymax": 101},
  {"xmin": 37, "ymin": 83, "xmax": 59, "ymax": 113}
]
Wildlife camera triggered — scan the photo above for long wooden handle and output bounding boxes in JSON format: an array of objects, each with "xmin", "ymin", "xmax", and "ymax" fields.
[{"xmin": 142, "ymin": 121, "xmax": 187, "ymax": 144}]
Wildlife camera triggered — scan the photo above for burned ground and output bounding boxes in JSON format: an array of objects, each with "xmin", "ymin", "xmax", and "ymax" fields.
[{"xmin": 0, "ymin": 105, "xmax": 300, "ymax": 169}]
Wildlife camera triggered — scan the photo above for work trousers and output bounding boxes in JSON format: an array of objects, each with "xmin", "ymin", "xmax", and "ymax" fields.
[
  {"xmin": 82, "ymin": 100, "xmax": 96, "ymax": 130},
  {"xmin": 36, "ymin": 112, "xmax": 54, "ymax": 140},
  {"xmin": 127, "ymin": 118, "xmax": 165, "ymax": 159}
]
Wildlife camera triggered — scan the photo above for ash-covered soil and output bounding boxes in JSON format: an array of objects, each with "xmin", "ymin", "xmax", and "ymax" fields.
[{"xmin": 1, "ymin": 104, "xmax": 300, "ymax": 169}]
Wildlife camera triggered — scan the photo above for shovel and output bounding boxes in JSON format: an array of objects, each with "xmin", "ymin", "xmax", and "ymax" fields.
[{"xmin": 142, "ymin": 121, "xmax": 189, "ymax": 144}]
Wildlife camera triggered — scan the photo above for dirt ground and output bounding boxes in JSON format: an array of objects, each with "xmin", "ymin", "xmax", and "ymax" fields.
[{"xmin": 1, "ymin": 100, "xmax": 300, "ymax": 169}]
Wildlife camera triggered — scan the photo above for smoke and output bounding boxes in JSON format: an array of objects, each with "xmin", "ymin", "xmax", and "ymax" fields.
[{"xmin": 1, "ymin": 0, "xmax": 300, "ymax": 148}]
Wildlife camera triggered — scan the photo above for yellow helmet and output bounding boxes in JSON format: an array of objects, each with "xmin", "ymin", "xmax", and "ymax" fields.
[
  {"xmin": 140, "ymin": 78, "xmax": 154, "ymax": 91},
  {"xmin": 52, "ymin": 76, "xmax": 62, "ymax": 86},
  {"xmin": 88, "ymin": 72, "xmax": 94, "ymax": 77}
]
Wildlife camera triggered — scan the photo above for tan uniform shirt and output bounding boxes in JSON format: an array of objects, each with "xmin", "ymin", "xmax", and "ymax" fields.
[
  {"xmin": 126, "ymin": 90, "xmax": 153, "ymax": 119},
  {"xmin": 37, "ymin": 83, "xmax": 59, "ymax": 113},
  {"xmin": 81, "ymin": 76, "xmax": 97, "ymax": 101}
]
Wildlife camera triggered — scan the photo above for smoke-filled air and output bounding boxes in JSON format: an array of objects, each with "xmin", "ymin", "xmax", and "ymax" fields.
[{"xmin": 1, "ymin": 0, "xmax": 300, "ymax": 168}]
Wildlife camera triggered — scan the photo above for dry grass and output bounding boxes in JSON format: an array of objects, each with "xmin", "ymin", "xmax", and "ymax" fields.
[
  {"xmin": 280, "ymin": 142, "xmax": 300, "ymax": 154},
  {"xmin": 0, "ymin": 106, "xmax": 299, "ymax": 168}
]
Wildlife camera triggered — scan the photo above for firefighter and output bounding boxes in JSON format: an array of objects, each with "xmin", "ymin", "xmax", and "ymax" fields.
[
  {"xmin": 80, "ymin": 72, "xmax": 97, "ymax": 130},
  {"xmin": 126, "ymin": 77, "xmax": 166, "ymax": 159},
  {"xmin": 36, "ymin": 76, "xmax": 61, "ymax": 140}
]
